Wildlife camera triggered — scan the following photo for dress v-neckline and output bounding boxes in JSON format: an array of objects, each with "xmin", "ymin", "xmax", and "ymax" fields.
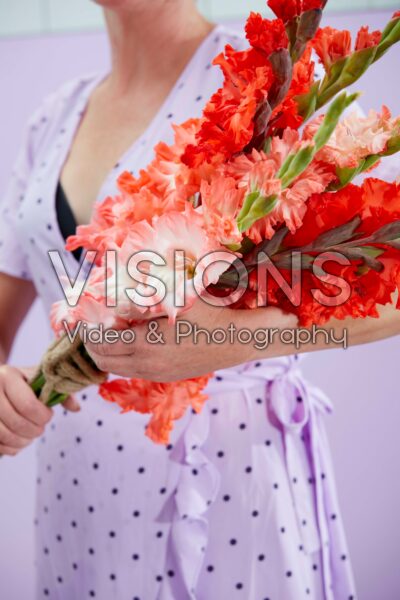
[{"xmin": 55, "ymin": 23, "xmax": 222, "ymax": 226}]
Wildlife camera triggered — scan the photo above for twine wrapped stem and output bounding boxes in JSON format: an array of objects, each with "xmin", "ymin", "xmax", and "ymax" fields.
[{"xmin": 30, "ymin": 334, "xmax": 107, "ymax": 407}]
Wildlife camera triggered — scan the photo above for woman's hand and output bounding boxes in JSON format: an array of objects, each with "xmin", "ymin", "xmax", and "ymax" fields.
[
  {"xmin": 84, "ymin": 300, "xmax": 261, "ymax": 382},
  {"xmin": 0, "ymin": 365, "xmax": 80, "ymax": 457}
]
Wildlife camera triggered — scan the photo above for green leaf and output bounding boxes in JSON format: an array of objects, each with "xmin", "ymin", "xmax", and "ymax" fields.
[
  {"xmin": 374, "ymin": 17, "xmax": 400, "ymax": 62},
  {"xmin": 237, "ymin": 195, "xmax": 278, "ymax": 233},
  {"xmin": 262, "ymin": 226, "xmax": 290, "ymax": 257},
  {"xmin": 309, "ymin": 216, "xmax": 361, "ymax": 250},
  {"xmin": 317, "ymin": 48, "xmax": 375, "ymax": 109},
  {"xmin": 358, "ymin": 246, "xmax": 385, "ymax": 259},
  {"xmin": 263, "ymin": 137, "xmax": 272, "ymax": 153},
  {"xmin": 295, "ymin": 81, "xmax": 320, "ymax": 121},
  {"xmin": 341, "ymin": 246, "xmax": 384, "ymax": 272},
  {"xmin": 337, "ymin": 163, "xmax": 365, "ymax": 187},
  {"xmin": 386, "ymin": 134, "xmax": 400, "ymax": 156},
  {"xmin": 236, "ymin": 191, "xmax": 260, "ymax": 223},
  {"xmin": 314, "ymin": 92, "xmax": 360, "ymax": 150},
  {"xmin": 31, "ymin": 372, "xmax": 45, "ymax": 394},
  {"xmin": 369, "ymin": 220, "xmax": 400, "ymax": 244},
  {"xmin": 243, "ymin": 226, "xmax": 291, "ymax": 269},
  {"xmin": 225, "ymin": 242, "xmax": 243, "ymax": 252},
  {"xmin": 318, "ymin": 55, "xmax": 349, "ymax": 96},
  {"xmin": 279, "ymin": 145, "xmax": 315, "ymax": 188},
  {"xmin": 46, "ymin": 392, "xmax": 69, "ymax": 408},
  {"xmin": 380, "ymin": 14, "xmax": 399, "ymax": 42}
]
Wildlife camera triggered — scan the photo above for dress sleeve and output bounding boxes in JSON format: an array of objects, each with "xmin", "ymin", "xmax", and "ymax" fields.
[
  {"xmin": 0, "ymin": 111, "xmax": 39, "ymax": 281},
  {"xmin": 0, "ymin": 75, "xmax": 84, "ymax": 281},
  {"xmin": 0, "ymin": 74, "xmax": 97, "ymax": 282}
]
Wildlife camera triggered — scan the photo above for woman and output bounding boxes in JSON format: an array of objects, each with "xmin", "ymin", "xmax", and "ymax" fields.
[{"xmin": 1, "ymin": 1, "xmax": 399, "ymax": 599}]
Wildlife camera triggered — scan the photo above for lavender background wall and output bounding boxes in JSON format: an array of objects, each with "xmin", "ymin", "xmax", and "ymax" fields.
[{"xmin": 0, "ymin": 9, "xmax": 399, "ymax": 600}]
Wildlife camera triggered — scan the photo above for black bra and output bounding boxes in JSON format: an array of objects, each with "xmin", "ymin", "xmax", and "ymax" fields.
[{"xmin": 55, "ymin": 183, "xmax": 82, "ymax": 262}]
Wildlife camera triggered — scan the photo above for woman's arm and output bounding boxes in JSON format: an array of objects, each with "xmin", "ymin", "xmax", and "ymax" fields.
[
  {"xmin": 84, "ymin": 296, "xmax": 400, "ymax": 382},
  {"xmin": 0, "ymin": 273, "xmax": 37, "ymax": 363}
]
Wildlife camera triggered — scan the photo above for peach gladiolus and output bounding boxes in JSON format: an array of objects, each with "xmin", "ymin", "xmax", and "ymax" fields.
[
  {"xmin": 200, "ymin": 175, "xmax": 244, "ymax": 248},
  {"xmin": 306, "ymin": 107, "xmax": 399, "ymax": 170}
]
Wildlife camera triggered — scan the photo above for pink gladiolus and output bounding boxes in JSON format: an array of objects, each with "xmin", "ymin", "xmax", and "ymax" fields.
[
  {"xmin": 227, "ymin": 130, "xmax": 336, "ymax": 241},
  {"xmin": 91, "ymin": 205, "xmax": 237, "ymax": 323}
]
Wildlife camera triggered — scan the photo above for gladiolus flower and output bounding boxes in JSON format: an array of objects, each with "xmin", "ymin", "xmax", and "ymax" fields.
[
  {"xmin": 200, "ymin": 176, "xmax": 244, "ymax": 248},
  {"xmin": 355, "ymin": 26, "xmax": 382, "ymax": 51},
  {"xmin": 313, "ymin": 27, "xmax": 352, "ymax": 72},
  {"xmin": 228, "ymin": 129, "xmax": 336, "ymax": 242},
  {"xmin": 305, "ymin": 107, "xmax": 399, "ymax": 170},
  {"xmin": 110, "ymin": 205, "xmax": 236, "ymax": 322},
  {"xmin": 245, "ymin": 14, "xmax": 289, "ymax": 55},
  {"xmin": 182, "ymin": 44, "xmax": 276, "ymax": 167},
  {"xmin": 268, "ymin": 0, "xmax": 323, "ymax": 23}
]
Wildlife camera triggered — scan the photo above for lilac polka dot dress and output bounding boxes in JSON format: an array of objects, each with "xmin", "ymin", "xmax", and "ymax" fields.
[{"xmin": 0, "ymin": 24, "xmax": 357, "ymax": 600}]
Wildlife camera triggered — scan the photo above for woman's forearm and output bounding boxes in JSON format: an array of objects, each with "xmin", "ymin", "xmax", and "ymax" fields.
[
  {"xmin": 0, "ymin": 274, "xmax": 36, "ymax": 365},
  {"xmin": 82, "ymin": 296, "xmax": 400, "ymax": 383},
  {"xmin": 241, "ymin": 301, "xmax": 400, "ymax": 362}
]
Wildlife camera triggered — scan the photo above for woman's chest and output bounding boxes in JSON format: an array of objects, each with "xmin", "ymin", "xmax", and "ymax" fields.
[
  {"xmin": 16, "ymin": 46, "xmax": 228, "ymax": 311},
  {"xmin": 59, "ymin": 88, "xmax": 176, "ymax": 226}
]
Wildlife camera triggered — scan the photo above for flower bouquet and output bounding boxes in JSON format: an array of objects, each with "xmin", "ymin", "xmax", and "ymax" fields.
[{"xmin": 30, "ymin": 1, "xmax": 400, "ymax": 443}]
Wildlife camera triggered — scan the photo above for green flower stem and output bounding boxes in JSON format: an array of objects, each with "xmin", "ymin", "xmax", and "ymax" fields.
[
  {"xmin": 46, "ymin": 392, "xmax": 69, "ymax": 408},
  {"xmin": 30, "ymin": 372, "xmax": 70, "ymax": 408},
  {"xmin": 30, "ymin": 372, "xmax": 45, "ymax": 394}
]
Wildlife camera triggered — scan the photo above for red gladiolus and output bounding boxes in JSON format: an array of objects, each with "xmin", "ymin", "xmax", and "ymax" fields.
[
  {"xmin": 182, "ymin": 45, "xmax": 275, "ymax": 167},
  {"xmin": 268, "ymin": 179, "xmax": 400, "ymax": 325},
  {"xmin": 268, "ymin": 0, "xmax": 323, "ymax": 23},
  {"xmin": 313, "ymin": 26, "xmax": 352, "ymax": 71},
  {"xmin": 355, "ymin": 26, "xmax": 382, "ymax": 51},
  {"xmin": 245, "ymin": 13, "xmax": 289, "ymax": 55},
  {"xmin": 393, "ymin": 10, "xmax": 400, "ymax": 19},
  {"xmin": 284, "ymin": 184, "xmax": 364, "ymax": 248}
]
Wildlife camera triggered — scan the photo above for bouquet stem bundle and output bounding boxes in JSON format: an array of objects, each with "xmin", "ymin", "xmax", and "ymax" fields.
[{"xmin": 30, "ymin": 336, "xmax": 106, "ymax": 407}]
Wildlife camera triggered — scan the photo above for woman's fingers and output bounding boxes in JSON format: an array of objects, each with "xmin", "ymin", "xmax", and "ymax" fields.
[
  {"xmin": 3, "ymin": 368, "xmax": 53, "ymax": 427},
  {"xmin": 0, "ymin": 444, "xmax": 19, "ymax": 457},
  {"xmin": 0, "ymin": 366, "xmax": 83, "ymax": 459},
  {"xmin": 0, "ymin": 365, "xmax": 54, "ymax": 457},
  {"xmin": 0, "ymin": 396, "xmax": 44, "ymax": 438},
  {"xmin": 0, "ymin": 418, "xmax": 32, "ymax": 450}
]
